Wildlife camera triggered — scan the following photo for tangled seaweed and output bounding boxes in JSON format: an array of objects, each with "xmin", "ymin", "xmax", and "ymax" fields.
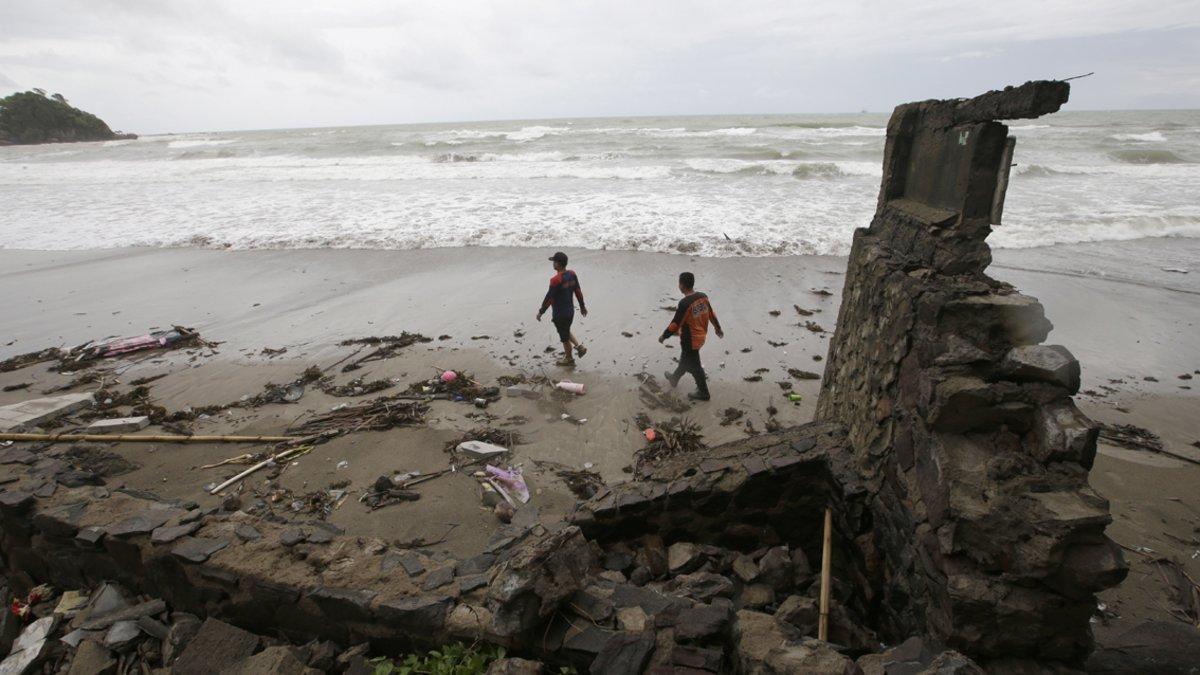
[
  {"xmin": 288, "ymin": 395, "xmax": 429, "ymax": 436},
  {"xmin": 340, "ymin": 333, "xmax": 432, "ymax": 372},
  {"xmin": 634, "ymin": 413, "xmax": 705, "ymax": 473}
]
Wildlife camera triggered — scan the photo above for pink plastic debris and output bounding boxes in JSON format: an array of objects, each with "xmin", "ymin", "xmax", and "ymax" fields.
[{"xmin": 486, "ymin": 465, "xmax": 530, "ymax": 504}]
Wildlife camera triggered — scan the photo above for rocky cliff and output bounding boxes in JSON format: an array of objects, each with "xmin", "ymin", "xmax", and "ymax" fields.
[{"xmin": 0, "ymin": 90, "xmax": 135, "ymax": 145}]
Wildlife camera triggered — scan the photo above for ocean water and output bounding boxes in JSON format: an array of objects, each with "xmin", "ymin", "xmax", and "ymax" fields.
[{"xmin": 0, "ymin": 110, "xmax": 1197, "ymax": 257}]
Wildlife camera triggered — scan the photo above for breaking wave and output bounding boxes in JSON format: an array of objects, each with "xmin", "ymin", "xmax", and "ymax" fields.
[
  {"xmin": 1016, "ymin": 164, "xmax": 1084, "ymax": 178},
  {"xmin": 1111, "ymin": 131, "xmax": 1167, "ymax": 142},
  {"xmin": 1109, "ymin": 149, "xmax": 1191, "ymax": 164},
  {"xmin": 1, "ymin": 109, "xmax": 1197, "ymax": 257},
  {"xmin": 167, "ymin": 139, "xmax": 236, "ymax": 149}
]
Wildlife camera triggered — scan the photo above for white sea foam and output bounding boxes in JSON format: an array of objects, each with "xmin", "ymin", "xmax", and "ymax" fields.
[
  {"xmin": 1111, "ymin": 131, "xmax": 1167, "ymax": 142},
  {"xmin": 0, "ymin": 110, "xmax": 1197, "ymax": 257},
  {"xmin": 167, "ymin": 139, "xmax": 236, "ymax": 148}
]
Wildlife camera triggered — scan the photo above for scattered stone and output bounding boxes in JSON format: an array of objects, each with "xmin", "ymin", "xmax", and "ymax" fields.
[
  {"xmin": 162, "ymin": 613, "xmax": 202, "ymax": 665},
  {"xmin": 171, "ymin": 618, "xmax": 259, "ymax": 675},
  {"xmin": 0, "ymin": 392, "xmax": 93, "ymax": 432},
  {"xmin": 171, "ymin": 537, "xmax": 229, "ymax": 563},
  {"xmin": 738, "ymin": 584, "xmax": 776, "ymax": 609},
  {"xmin": 305, "ymin": 527, "xmax": 334, "ymax": 544},
  {"xmin": 234, "ymin": 524, "xmax": 261, "ymax": 542},
  {"xmin": 85, "ymin": 416, "xmax": 150, "ymax": 434},
  {"xmin": 103, "ymin": 620, "xmax": 141, "ymax": 651},
  {"xmin": 486, "ymin": 657, "xmax": 544, "ymax": 674},
  {"xmin": 666, "ymin": 572, "xmax": 734, "ymax": 602},
  {"xmin": 731, "ymin": 610, "xmax": 857, "ymax": 674},
  {"xmin": 421, "ymin": 566, "xmax": 455, "ymax": 591},
  {"xmin": 571, "ymin": 586, "xmax": 615, "ymax": 623},
  {"xmin": 459, "ymin": 575, "xmax": 489, "ymax": 593},
  {"xmin": 1001, "ymin": 345, "xmax": 1080, "ymax": 392},
  {"xmin": 675, "ymin": 603, "xmax": 731, "ymax": 641},
  {"xmin": 150, "ymin": 521, "xmax": 201, "ymax": 544},
  {"xmin": 775, "ymin": 595, "xmax": 818, "ymax": 633},
  {"xmin": 106, "ymin": 507, "xmax": 183, "ymax": 537},
  {"xmin": 222, "ymin": 645, "xmax": 321, "ymax": 675},
  {"xmin": 757, "ymin": 546, "xmax": 794, "ymax": 591},
  {"xmin": 136, "ymin": 616, "xmax": 169, "ymax": 641},
  {"xmin": 82, "ymin": 599, "xmax": 166, "ymax": 631},
  {"xmin": 857, "ymin": 637, "xmax": 982, "ymax": 675},
  {"xmin": 0, "ymin": 615, "xmax": 56, "ymax": 675},
  {"xmin": 732, "ymin": 554, "xmax": 759, "ymax": 583},
  {"xmin": 279, "ymin": 527, "xmax": 305, "ymax": 546},
  {"xmin": 616, "ymin": 606, "xmax": 648, "ymax": 632},
  {"xmin": 55, "ymin": 470, "xmax": 103, "ymax": 488},
  {"xmin": 588, "ymin": 632, "xmax": 655, "ymax": 675},
  {"xmin": 667, "ymin": 542, "xmax": 704, "ymax": 575},
  {"xmin": 603, "ymin": 544, "xmax": 635, "ymax": 572},
  {"xmin": 67, "ymin": 640, "xmax": 116, "ymax": 675}
]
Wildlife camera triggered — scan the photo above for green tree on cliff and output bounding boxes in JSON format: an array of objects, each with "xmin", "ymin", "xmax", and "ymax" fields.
[{"xmin": 0, "ymin": 89, "xmax": 123, "ymax": 144}]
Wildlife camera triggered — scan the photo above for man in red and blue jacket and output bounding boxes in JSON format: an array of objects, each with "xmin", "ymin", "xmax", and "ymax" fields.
[
  {"xmin": 536, "ymin": 251, "xmax": 588, "ymax": 367},
  {"xmin": 659, "ymin": 271, "xmax": 723, "ymax": 400}
]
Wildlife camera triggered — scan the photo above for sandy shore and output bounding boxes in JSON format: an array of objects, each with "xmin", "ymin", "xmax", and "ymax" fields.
[{"xmin": 1, "ymin": 240, "xmax": 1198, "ymax": 644}]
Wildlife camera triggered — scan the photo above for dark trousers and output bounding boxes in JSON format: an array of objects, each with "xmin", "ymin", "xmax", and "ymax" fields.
[{"xmin": 672, "ymin": 346, "xmax": 709, "ymax": 397}]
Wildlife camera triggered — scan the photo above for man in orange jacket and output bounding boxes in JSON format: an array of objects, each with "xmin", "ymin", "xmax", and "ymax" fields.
[{"xmin": 659, "ymin": 271, "xmax": 723, "ymax": 401}]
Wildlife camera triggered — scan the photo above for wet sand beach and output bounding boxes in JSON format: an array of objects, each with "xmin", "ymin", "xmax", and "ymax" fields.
[{"xmin": 1, "ymin": 240, "xmax": 1198, "ymax": 645}]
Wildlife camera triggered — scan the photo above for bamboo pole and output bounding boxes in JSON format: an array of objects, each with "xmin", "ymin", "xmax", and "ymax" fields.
[
  {"xmin": 818, "ymin": 506, "xmax": 833, "ymax": 642},
  {"xmin": 209, "ymin": 445, "xmax": 310, "ymax": 495},
  {"xmin": 0, "ymin": 432, "xmax": 296, "ymax": 444}
]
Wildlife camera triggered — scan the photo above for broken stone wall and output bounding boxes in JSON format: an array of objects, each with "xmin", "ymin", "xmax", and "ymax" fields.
[{"xmin": 816, "ymin": 81, "xmax": 1127, "ymax": 665}]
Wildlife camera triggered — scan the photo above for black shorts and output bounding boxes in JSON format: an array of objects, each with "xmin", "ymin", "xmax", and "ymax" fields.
[{"xmin": 552, "ymin": 315, "xmax": 573, "ymax": 342}]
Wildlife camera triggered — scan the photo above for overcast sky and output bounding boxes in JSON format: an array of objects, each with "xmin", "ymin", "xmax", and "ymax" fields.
[{"xmin": 2, "ymin": 0, "xmax": 1198, "ymax": 134}]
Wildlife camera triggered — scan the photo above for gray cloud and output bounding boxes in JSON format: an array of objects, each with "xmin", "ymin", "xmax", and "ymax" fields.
[{"xmin": 1, "ymin": 0, "xmax": 1197, "ymax": 133}]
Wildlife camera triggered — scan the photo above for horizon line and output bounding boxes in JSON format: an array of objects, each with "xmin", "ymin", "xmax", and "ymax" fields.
[{"xmin": 132, "ymin": 106, "xmax": 1200, "ymax": 137}]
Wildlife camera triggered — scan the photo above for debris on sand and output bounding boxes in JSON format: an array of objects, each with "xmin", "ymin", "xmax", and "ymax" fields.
[
  {"xmin": 497, "ymin": 373, "xmax": 527, "ymax": 387},
  {"xmin": 793, "ymin": 304, "xmax": 814, "ymax": 316},
  {"xmin": 261, "ymin": 480, "xmax": 352, "ymax": 519},
  {"xmin": 443, "ymin": 428, "xmax": 525, "ymax": 453},
  {"xmin": 319, "ymin": 376, "xmax": 394, "ymax": 397},
  {"xmin": 534, "ymin": 459, "xmax": 605, "ymax": 499},
  {"xmin": 768, "ymin": 310, "xmax": 781, "ymax": 317},
  {"xmin": 1099, "ymin": 422, "xmax": 1163, "ymax": 452},
  {"xmin": 0, "ymin": 347, "xmax": 64, "ymax": 373},
  {"xmin": 244, "ymin": 366, "xmax": 324, "ymax": 406},
  {"xmin": 2, "ymin": 382, "xmax": 30, "ymax": 392},
  {"xmin": 765, "ymin": 404, "xmax": 782, "ymax": 432},
  {"xmin": 362, "ymin": 476, "xmax": 421, "ymax": 510},
  {"xmin": 810, "ymin": 288, "xmax": 833, "ymax": 297},
  {"xmin": 801, "ymin": 321, "xmax": 826, "ymax": 333},
  {"xmin": 1098, "ymin": 423, "xmax": 1200, "ymax": 466},
  {"xmin": 719, "ymin": 407, "xmax": 745, "ymax": 426},
  {"xmin": 338, "ymin": 333, "xmax": 432, "ymax": 372},
  {"xmin": 787, "ymin": 368, "xmax": 821, "ymax": 381},
  {"xmin": 621, "ymin": 331, "xmax": 634, "ymax": 338},
  {"xmin": 288, "ymin": 396, "xmax": 428, "ymax": 436},
  {"xmin": 635, "ymin": 373, "xmax": 690, "ymax": 413},
  {"xmin": 129, "ymin": 373, "xmax": 167, "ymax": 386},
  {"xmin": 777, "ymin": 381, "xmax": 794, "ymax": 390},
  {"xmin": 405, "ymin": 371, "xmax": 500, "ymax": 404},
  {"xmin": 767, "ymin": 340, "xmax": 788, "ymax": 347},
  {"xmin": 743, "ymin": 375, "xmax": 762, "ymax": 382},
  {"xmin": 634, "ymin": 414, "xmax": 705, "ymax": 471}
]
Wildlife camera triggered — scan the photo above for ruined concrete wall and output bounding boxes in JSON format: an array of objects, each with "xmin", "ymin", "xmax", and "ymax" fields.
[{"xmin": 816, "ymin": 81, "xmax": 1127, "ymax": 664}]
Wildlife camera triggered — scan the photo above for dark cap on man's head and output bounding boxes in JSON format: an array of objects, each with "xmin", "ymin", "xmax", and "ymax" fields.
[{"xmin": 549, "ymin": 251, "xmax": 569, "ymax": 266}]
